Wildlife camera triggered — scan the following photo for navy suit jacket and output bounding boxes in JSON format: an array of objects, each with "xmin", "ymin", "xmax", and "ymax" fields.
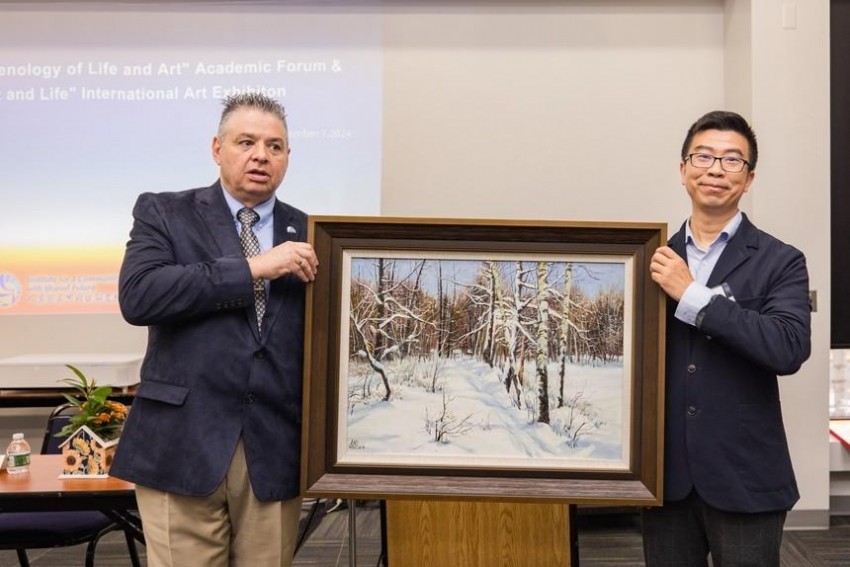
[
  {"xmin": 111, "ymin": 182, "xmax": 307, "ymax": 501},
  {"xmin": 663, "ymin": 213, "xmax": 811, "ymax": 513}
]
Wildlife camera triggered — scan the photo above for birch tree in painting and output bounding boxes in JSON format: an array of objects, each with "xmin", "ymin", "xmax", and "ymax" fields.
[
  {"xmin": 436, "ymin": 260, "xmax": 452, "ymax": 359},
  {"xmin": 551, "ymin": 264, "xmax": 589, "ymax": 409},
  {"xmin": 495, "ymin": 261, "xmax": 535, "ymax": 408},
  {"xmin": 534, "ymin": 261, "xmax": 552, "ymax": 424}
]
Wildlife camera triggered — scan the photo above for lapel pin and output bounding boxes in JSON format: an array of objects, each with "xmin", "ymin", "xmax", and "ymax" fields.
[{"xmin": 286, "ymin": 226, "xmax": 297, "ymax": 234}]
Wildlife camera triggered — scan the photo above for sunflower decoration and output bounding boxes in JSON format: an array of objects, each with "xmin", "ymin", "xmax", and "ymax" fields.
[
  {"xmin": 72, "ymin": 436, "xmax": 92, "ymax": 455},
  {"xmin": 86, "ymin": 454, "xmax": 102, "ymax": 476},
  {"xmin": 56, "ymin": 364, "xmax": 129, "ymax": 442},
  {"xmin": 63, "ymin": 449, "xmax": 82, "ymax": 473}
]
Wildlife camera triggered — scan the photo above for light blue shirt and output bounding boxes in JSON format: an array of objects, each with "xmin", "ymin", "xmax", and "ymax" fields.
[
  {"xmin": 221, "ymin": 187, "xmax": 275, "ymax": 252},
  {"xmin": 674, "ymin": 211, "xmax": 742, "ymax": 326}
]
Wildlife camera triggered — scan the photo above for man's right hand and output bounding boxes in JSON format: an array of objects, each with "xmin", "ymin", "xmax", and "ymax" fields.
[
  {"xmin": 650, "ymin": 246, "xmax": 692, "ymax": 301},
  {"xmin": 248, "ymin": 241, "xmax": 318, "ymax": 282}
]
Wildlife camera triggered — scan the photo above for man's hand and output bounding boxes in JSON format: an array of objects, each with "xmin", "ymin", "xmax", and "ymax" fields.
[
  {"xmin": 650, "ymin": 246, "xmax": 692, "ymax": 301},
  {"xmin": 247, "ymin": 241, "xmax": 318, "ymax": 282}
]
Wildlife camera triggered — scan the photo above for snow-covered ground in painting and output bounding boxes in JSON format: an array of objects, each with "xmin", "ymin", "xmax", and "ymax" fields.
[{"xmin": 342, "ymin": 356, "xmax": 628, "ymax": 470}]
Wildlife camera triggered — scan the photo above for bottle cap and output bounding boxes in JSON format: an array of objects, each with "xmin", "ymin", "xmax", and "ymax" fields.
[{"xmin": 12, "ymin": 433, "xmax": 23, "ymax": 440}]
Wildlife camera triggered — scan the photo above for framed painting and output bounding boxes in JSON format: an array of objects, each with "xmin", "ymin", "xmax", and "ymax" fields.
[{"xmin": 302, "ymin": 217, "xmax": 666, "ymax": 505}]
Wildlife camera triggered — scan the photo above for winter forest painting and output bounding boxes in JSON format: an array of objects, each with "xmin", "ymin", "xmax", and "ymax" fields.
[{"xmin": 337, "ymin": 249, "xmax": 634, "ymax": 472}]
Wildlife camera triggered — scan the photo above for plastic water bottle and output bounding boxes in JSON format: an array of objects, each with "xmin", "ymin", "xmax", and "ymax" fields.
[{"xmin": 6, "ymin": 432, "xmax": 31, "ymax": 474}]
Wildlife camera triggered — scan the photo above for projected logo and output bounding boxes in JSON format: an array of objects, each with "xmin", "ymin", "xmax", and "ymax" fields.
[{"xmin": 0, "ymin": 274, "xmax": 22, "ymax": 308}]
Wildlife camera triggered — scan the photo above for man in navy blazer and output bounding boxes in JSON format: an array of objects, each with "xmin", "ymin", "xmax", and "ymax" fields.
[
  {"xmin": 644, "ymin": 111, "xmax": 811, "ymax": 566},
  {"xmin": 112, "ymin": 93, "xmax": 318, "ymax": 567}
]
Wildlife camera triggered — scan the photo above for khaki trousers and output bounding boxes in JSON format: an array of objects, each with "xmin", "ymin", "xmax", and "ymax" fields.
[{"xmin": 135, "ymin": 440, "xmax": 302, "ymax": 567}]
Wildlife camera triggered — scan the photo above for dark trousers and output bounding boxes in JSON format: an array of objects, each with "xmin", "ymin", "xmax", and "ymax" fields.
[{"xmin": 642, "ymin": 490, "xmax": 787, "ymax": 567}]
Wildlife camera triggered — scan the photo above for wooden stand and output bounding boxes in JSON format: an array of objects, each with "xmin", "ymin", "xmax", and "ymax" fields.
[{"xmin": 386, "ymin": 500, "xmax": 576, "ymax": 567}]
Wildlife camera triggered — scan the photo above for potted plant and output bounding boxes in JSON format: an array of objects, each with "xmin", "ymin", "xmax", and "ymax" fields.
[{"xmin": 56, "ymin": 364, "xmax": 129, "ymax": 477}]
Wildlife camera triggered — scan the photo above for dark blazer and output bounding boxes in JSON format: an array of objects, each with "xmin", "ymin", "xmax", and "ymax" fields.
[
  {"xmin": 111, "ymin": 182, "xmax": 308, "ymax": 501},
  {"xmin": 663, "ymin": 213, "xmax": 811, "ymax": 513}
]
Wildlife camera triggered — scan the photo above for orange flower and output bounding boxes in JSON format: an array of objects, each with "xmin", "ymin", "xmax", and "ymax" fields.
[
  {"xmin": 57, "ymin": 365, "xmax": 129, "ymax": 442},
  {"xmin": 106, "ymin": 401, "xmax": 128, "ymax": 419},
  {"xmin": 92, "ymin": 412, "xmax": 111, "ymax": 425}
]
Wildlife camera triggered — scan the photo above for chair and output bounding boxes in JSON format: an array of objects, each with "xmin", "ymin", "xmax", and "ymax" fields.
[{"xmin": 0, "ymin": 403, "xmax": 142, "ymax": 567}]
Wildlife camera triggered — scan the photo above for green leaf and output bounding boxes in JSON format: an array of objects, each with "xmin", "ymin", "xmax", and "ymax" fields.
[
  {"xmin": 60, "ymin": 393, "xmax": 84, "ymax": 408},
  {"xmin": 91, "ymin": 385, "xmax": 113, "ymax": 403},
  {"xmin": 55, "ymin": 424, "xmax": 74, "ymax": 438},
  {"xmin": 65, "ymin": 364, "xmax": 89, "ymax": 387}
]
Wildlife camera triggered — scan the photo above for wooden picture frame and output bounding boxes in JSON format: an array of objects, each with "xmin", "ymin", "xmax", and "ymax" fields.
[{"xmin": 302, "ymin": 217, "xmax": 666, "ymax": 505}]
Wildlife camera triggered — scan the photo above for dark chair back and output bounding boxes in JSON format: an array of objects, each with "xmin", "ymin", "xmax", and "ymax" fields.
[{"xmin": 40, "ymin": 403, "xmax": 76, "ymax": 455}]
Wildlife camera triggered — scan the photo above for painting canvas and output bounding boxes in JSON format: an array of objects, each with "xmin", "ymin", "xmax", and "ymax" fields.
[
  {"xmin": 338, "ymin": 250, "xmax": 633, "ymax": 472},
  {"xmin": 302, "ymin": 217, "xmax": 666, "ymax": 504}
]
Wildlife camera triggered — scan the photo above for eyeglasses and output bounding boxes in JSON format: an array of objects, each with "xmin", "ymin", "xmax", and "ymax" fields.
[{"xmin": 685, "ymin": 153, "xmax": 750, "ymax": 173}]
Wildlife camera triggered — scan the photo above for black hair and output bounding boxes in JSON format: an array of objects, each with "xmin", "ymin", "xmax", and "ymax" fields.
[{"xmin": 681, "ymin": 110, "xmax": 758, "ymax": 170}]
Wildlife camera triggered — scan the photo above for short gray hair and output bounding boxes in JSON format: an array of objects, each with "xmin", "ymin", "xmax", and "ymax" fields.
[{"xmin": 218, "ymin": 92, "xmax": 288, "ymax": 138}]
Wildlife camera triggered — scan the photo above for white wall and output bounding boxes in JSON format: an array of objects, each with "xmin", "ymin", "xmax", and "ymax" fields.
[
  {"xmin": 0, "ymin": 0, "xmax": 831, "ymax": 527},
  {"xmin": 731, "ymin": 0, "xmax": 831, "ymax": 527},
  {"xmin": 380, "ymin": 0, "xmax": 830, "ymax": 527},
  {"xmin": 381, "ymin": 2, "xmax": 723, "ymax": 229}
]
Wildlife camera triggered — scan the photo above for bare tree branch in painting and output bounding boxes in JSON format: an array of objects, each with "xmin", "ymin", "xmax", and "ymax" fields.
[
  {"xmin": 559, "ymin": 386, "xmax": 607, "ymax": 448},
  {"xmin": 424, "ymin": 389, "xmax": 476, "ymax": 444},
  {"xmin": 427, "ymin": 353, "xmax": 446, "ymax": 393},
  {"xmin": 454, "ymin": 260, "xmax": 504, "ymax": 366},
  {"xmin": 372, "ymin": 258, "xmax": 392, "ymax": 399},
  {"xmin": 348, "ymin": 274, "xmax": 384, "ymax": 402},
  {"xmin": 350, "ymin": 258, "xmax": 444, "ymax": 402},
  {"xmin": 586, "ymin": 286, "xmax": 625, "ymax": 364},
  {"xmin": 350, "ymin": 309, "xmax": 392, "ymax": 401},
  {"xmin": 399, "ymin": 260, "xmax": 427, "ymax": 358},
  {"xmin": 345, "ymin": 360, "xmax": 374, "ymax": 413},
  {"xmin": 349, "ymin": 259, "xmax": 400, "ymax": 401}
]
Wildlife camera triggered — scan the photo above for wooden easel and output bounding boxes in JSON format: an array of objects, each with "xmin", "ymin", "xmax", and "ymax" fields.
[{"xmin": 385, "ymin": 500, "xmax": 577, "ymax": 567}]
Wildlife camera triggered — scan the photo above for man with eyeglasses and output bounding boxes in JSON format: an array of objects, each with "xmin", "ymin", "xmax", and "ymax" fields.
[{"xmin": 645, "ymin": 110, "xmax": 811, "ymax": 566}]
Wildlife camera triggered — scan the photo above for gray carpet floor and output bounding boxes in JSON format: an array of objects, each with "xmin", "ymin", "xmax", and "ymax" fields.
[{"xmin": 2, "ymin": 503, "xmax": 849, "ymax": 566}]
